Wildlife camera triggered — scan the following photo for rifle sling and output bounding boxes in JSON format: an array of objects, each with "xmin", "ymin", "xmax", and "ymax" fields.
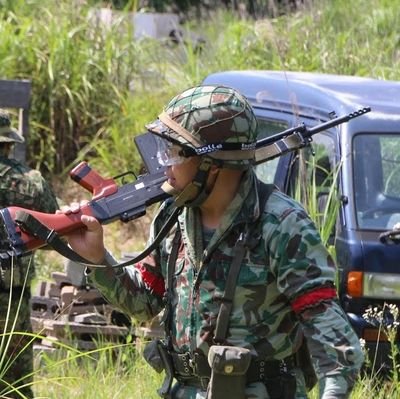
[
  {"xmin": 214, "ymin": 181, "xmax": 275, "ymax": 343},
  {"xmin": 160, "ymin": 226, "xmax": 182, "ymax": 346},
  {"xmin": 213, "ymin": 232, "xmax": 248, "ymax": 343},
  {"xmin": 14, "ymin": 205, "xmax": 182, "ymax": 269},
  {"xmin": 255, "ymin": 133, "xmax": 305, "ymax": 164}
]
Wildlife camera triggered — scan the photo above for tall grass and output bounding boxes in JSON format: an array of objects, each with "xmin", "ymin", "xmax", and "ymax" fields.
[
  {"xmin": 1, "ymin": 0, "xmax": 400, "ymax": 178},
  {"xmin": 0, "ymin": 0, "xmax": 180, "ymax": 175},
  {"xmin": 33, "ymin": 340, "xmax": 164, "ymax": 399},
  {"xmin": 3, "ymin": 330, "xmax": 164, "ymax": 398}
]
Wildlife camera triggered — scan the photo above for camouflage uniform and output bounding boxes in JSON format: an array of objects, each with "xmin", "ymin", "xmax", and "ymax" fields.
[
  {"xmin": 0, "ymin": 111, "xmax": 58, "ymax": 398},
  {"xmin": 87, "ymin": 86, "xmax": 363, "ymax": 398},
  {"xmin": 89, "ymin": 168, "xmax": 363, "ymax": 398}
]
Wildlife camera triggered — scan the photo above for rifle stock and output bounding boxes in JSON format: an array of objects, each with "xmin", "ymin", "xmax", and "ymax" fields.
[
  {"xmin": 0, "ymin": 107, "xmax": 371, "ymax": 266},
  {"xmin": 0, "ymin": 164, "xmax": 170, "ymax": 264}
]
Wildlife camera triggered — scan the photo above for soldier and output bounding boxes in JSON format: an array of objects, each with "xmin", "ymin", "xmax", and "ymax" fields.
[
  {"xmin": 62, "ymin": 85, "xmax": 363, "ymax": 398},
  {"xmin": 0, "ymin": 110, "xmax": 58, "ymax": 398}
]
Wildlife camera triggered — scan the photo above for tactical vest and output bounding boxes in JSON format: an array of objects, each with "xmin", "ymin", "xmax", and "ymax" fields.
[{"xmin": 150, "ymin": 181, "xmax": 317, "ymax": 398}]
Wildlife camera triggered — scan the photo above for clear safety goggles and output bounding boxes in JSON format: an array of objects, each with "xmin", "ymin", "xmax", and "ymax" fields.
[{"xmin": 155, "ymin": 136, "xmax": 190, "ymax": 166}]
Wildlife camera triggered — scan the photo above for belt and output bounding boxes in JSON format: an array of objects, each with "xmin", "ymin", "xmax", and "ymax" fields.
[
  {"xmin": 171, "ymin": 351, "xmax": 296, "ymax": 387},
  {"xmin": 171, "ymin": 352, "xmax": 211, "ymax": 378}
]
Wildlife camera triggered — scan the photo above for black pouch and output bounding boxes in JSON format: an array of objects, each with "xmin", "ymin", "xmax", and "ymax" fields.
[
  {"xmin": 143, "ymin": 340, "xmax": 174, "ymax": 398},
  {"xmin": 143, "ymin": 339, "xmax": 164, "ymax": 373},
  {"xmin": 207, "ymin": 345, "xmax": 252, "ymax": 399}
]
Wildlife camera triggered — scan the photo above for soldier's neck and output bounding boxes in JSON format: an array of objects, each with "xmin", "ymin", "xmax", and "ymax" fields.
[{"xmin": 200, "ymin": 169, "xmax": 243, "ymax": 229}]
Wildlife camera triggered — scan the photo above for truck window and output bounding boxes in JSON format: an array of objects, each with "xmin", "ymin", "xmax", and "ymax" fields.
[
  {"xmin": 307, "ymin": 135, "xmax": 336, "ymax": 191},
  {"xmin": 288, "ymin": 134, "xmax": 336, "ymax": 202},
  {"xmin": 286, "ymin": 133, "xmax": 339, "ymax": 245},
  {"xmin": 354, "ymin": 134, "xmax": 400, "ymax": 230},
  {"xmin": 255, "ymin": 118, "xmax": 288, "ymax": 183}
]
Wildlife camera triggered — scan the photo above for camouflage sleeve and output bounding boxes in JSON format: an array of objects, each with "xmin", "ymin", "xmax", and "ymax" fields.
[
  {"xmin": 266, "ymin": 202, "xmax": 337, "ymax": 296},
  {"xmin": 88, "ymin": 203, "xmax": 171, "ymax": 322},
  {"xmin": 300, "ymin": 301, "xmax": 364, "ymax": 399},
  {"xmin": 266, "ymin": 196, "xmax": 363, "ymax": 397},
  {"xmin": 88, "ymin": 256, "xmax": 164, "ymax": 322}
]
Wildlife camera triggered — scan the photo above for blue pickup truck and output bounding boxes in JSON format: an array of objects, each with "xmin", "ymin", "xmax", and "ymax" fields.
[{"xmin": 203, "ymin": 70, "xmax": 400, "ymax": 371}]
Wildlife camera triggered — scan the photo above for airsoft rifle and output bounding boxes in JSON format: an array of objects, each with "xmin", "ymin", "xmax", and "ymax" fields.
[{"xmin": 0, "ymin": 107, "xmax": 371, "ymax": 267}]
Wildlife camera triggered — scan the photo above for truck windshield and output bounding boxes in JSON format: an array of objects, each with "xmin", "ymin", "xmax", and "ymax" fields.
[{"xmin": 354, "ymin": 133, "xmax": 400, "ymax": 230}]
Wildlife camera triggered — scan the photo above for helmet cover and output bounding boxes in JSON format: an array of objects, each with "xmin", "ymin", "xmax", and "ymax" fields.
[{"xmin": 146, "ymin": 85, "xmax": 258, "ymax": 168}]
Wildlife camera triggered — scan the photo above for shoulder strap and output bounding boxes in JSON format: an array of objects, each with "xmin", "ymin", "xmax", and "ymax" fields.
[
  {"xmin": 214, "ymin": 181, "xmax": 275, "ymax": 343},
  {"xmin": 14, "ymin": 205, "xmax": 182, "ymax": 268},
  {"xmin": 0, "ymin": 163, "xmax": 12, "ymax": 177},
  {"xmin": 0, "ymin": 158, "xmax": 26, "ymax": 176},
  {"xmin": 257, "ymin": 181, "xmax": 276, "ymax": 216},
  {"xmin": 160, "ymin": 226, "xmax": 182, "ymax": 344}
]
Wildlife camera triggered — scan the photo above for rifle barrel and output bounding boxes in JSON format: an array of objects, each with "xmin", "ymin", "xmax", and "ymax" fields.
[{"xmin": 255, "ymin": 107, "xmax": 371, "ymax": 149}]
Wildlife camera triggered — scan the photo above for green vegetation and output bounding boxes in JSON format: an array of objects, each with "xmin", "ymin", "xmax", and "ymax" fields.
[
  {"xmin": 1, "ymin": 0, "xmax": 400, "ymax": 397},
  {"xmin": 33, "ymin": 340, "xmax": 164, "ymax": 399},
  {"xmin": 1, "ymin": 0, "xmax": 400, "ymax": 178}
]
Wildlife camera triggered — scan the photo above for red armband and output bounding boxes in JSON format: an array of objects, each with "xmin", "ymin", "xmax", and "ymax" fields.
[
  {"xmin": 291, "ymin": 287, "xmax": 337, "ymax": 314},
  {"xmin": 136, "ymin": 263, "xmax": 165, "ymax": 297}
]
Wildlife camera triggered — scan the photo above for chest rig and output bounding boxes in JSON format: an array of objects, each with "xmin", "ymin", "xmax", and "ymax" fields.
[
  {"xmin": 163, "ymin": 181, "xmax": 274, "ymax": 342},
  {"xmin": 155, "ymin": 181, "xmax": 276, "ymax": 398}
]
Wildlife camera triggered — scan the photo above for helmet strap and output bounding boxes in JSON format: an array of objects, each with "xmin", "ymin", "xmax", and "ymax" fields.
[{"xmin": 174, "ymin": 157, "xmax": 213, "ymax": 208}]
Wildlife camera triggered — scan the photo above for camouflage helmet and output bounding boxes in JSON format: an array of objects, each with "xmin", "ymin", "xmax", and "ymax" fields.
[
  {"xmin": 0, "ymin": 109, "xmax": 24, "ymax": 143},
  {"xmin": 146, "ymin": 85, "xmax": 258, "ymax": 168}
]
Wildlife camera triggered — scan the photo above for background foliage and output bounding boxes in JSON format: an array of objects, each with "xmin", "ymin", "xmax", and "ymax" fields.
[{"xmin": 0, "ymin": 0, "xmax": 399, "ymax": 179}]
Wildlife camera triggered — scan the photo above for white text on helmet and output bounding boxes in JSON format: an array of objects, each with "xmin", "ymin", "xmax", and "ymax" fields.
[{"xmin": 195, "ymin": 143, "xmax": 223, "ymax": 155}]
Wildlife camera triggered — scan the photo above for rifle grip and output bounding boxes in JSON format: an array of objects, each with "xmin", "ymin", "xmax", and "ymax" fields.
[{"xmin": 70, "ymin": 161, "xmax": 118, "ymax": 199}]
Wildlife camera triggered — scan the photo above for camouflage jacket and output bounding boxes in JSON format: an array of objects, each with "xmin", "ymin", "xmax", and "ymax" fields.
[
  {"xmin": 90, "ymin": 169, "xmax": 363, "ymax": 397},
  {"xmin": 0, "ymin": 156, "xmax": 58, "ymax": 288}
]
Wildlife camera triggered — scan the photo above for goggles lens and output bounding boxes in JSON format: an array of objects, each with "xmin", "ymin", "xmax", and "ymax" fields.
[{"xmin": 155, "ymin": 136, "xmax": 189, "ymax": 166}]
